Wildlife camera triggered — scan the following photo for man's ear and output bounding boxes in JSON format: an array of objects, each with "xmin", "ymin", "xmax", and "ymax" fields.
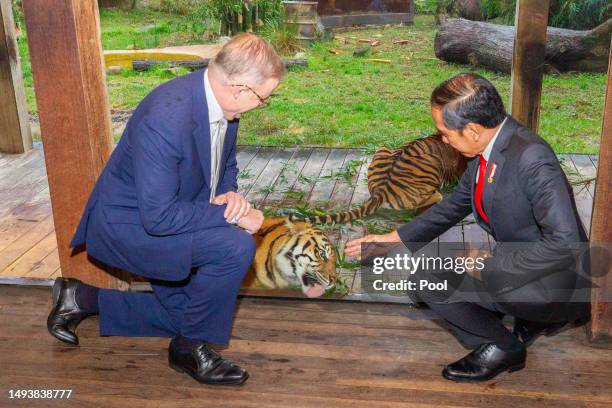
[
  {"xmin": 464, "ymin": 123, "xmax": 481, "ymax": 142},
  {"xmin": 231, "ymin": 86, "xmax": 243, "ymax": 100}
]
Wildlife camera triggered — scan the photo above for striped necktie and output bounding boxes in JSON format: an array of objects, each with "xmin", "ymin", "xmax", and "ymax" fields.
[{"xmin": 209, "ymin": 119, "xmax": 227, "ymax": 202}]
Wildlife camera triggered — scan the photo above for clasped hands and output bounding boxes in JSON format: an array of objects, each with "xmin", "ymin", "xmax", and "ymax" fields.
[{"xmin": 212, "ymin": 191, "xmax": 263, "ymax": 234}]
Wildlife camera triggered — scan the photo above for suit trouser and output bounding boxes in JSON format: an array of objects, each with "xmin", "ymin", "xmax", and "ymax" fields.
[
  {"xmin": 96, "ymin": 226, "xmax": 256, "ymax": 345},
  {"xmin": 408, "ymin": 263, "xmax": 522, "ymax": 350},
  {"xmin": 394, "ymin": 240, "xmax": 520, "ymax": 350}
]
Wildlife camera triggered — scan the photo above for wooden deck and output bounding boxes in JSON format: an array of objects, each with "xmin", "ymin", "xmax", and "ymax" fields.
[
  {"xmin": 0, "ymin": 144, "xmax": 599, "ymax": 299},
  {"xmin": 1, "ymin": 285, "xmax": 611, "ymax": 407}
]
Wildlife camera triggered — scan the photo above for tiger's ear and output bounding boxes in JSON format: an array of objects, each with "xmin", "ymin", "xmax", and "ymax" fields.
[
  {"xmin": 283, "ymin": 217, "xmax": 298, "ymax": 232},
  {"xmin": 259, "ymin": 217, "xmax": 287, "ymax": 233}
]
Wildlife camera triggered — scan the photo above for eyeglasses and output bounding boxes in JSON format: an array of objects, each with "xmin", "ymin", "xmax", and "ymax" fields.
[{"xmin": 231, "ymin": 84, "xmax": 271, "ymax": 107}]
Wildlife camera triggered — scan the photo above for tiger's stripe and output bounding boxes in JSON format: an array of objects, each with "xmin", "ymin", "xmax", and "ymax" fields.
[{"xmin": 291, "ymin": 133, "xmax": 466, "ymax": 225}]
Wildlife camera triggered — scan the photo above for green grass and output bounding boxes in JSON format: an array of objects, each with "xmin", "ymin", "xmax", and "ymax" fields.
[
  {"xmin": 241, "ymin": 16, "xmax": 606, "ymax": 153},
  {"xmin": 16, "ymin": 11, "xmax": 606, "ymax": 153}
]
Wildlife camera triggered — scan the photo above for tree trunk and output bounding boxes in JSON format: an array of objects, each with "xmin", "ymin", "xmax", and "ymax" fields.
[{"xmin": 435, "ymin": 18, "xmax": 612, "ymax": 73}]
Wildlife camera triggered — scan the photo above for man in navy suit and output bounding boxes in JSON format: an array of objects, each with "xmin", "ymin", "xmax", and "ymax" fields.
[
  {"xmin": 346, "ymin": 74, "xmax": 590, "ymax": 382},
  {"xmin": 47, "ymin": 33, "xmax": 285, "ymax": 386}
]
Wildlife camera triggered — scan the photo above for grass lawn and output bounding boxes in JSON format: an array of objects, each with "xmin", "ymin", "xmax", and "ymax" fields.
[{"xmin": 17, "ymin": 10, "xmax": 606, "ymax": 153}]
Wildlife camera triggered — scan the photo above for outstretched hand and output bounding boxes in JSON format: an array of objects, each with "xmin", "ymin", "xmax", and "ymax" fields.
[{"xmin": 345, "ymin": 231, "xmax": 402, "ymax": 260}]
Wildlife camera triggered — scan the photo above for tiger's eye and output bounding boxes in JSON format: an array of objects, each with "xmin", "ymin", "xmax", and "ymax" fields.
[{"xmin": 318, "ymin": 248, "xmax": 327, "ymax": 260}]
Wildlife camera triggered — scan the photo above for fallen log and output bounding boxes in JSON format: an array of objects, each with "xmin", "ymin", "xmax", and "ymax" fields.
[
  {"xmin": 434, "ymin": 18, "xmax": 612, "ymax": 73},
  {"xmin": 132, "ymin": 58, "xmax": 308, "ymax": 72}
]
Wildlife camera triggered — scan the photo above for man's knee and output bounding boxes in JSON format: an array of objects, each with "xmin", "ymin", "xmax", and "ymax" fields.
[
  {"xmin": 410, "ymin": 270, "xmax": 456, "ymax": 304},
  {"xmin": 226, "ymin": 228, "xmax": 256, "ymax": 265}
]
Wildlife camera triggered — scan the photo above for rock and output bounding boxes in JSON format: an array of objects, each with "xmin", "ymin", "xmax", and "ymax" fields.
[
  {"xmin": 106, "ymin": 66, "xmax": 123, "ymax": 75},
  {"xmin": 353, "ymin": 46, "xmax": 371, "ymax": 57}
]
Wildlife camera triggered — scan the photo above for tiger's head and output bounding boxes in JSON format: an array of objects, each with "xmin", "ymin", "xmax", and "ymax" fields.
[
  {"xmin": 282, "ymin": 218, "xmax": 337, "ymax": 297},
  {"xmin": 253, "ymin": 217, "xmax": 337, "ymax": 297}
]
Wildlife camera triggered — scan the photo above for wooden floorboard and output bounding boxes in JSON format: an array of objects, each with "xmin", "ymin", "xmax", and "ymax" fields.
[
  {"xmin": 561, "ymin": 154, "xmax": 596, "ymax": 235},
  {"xmin": 308, "ymin": 148, "xmax": 349, "ymax": 207},
  {"xmin": 237, "ymin": 146, "xmax": 278, "ymax": 198},
  {"xmin": 0, "ymin": 286, "xmax": 610, "ymax": 407},
  {"xmin": 280, "ymin": 147, "xmax": 329, "ymax": 208},
  {"xmin": 246, "ymin": 147, "xmax": 297, "ymax": 207},
  {"xmin": 262, "ymin": 147, "xmax": 313, "ymax": 208}
]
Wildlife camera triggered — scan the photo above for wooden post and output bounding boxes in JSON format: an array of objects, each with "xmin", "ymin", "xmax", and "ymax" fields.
[
  {"xmin": 589, "ymin": 39, "xmax": 612, "ymax": 343},
  {"xmin": 509, "ymin": 0, "xmax": 550, "ymax": 131},
  {"xmin": 22, "ymin": 0, "xmax": 128, "ymax": 289},
  {"xmin": 0, "ymin": 0, "xmax": 31, "ymax": 154}
]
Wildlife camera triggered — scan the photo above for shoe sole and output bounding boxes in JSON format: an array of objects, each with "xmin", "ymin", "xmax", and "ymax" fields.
[
  {"xmin": 442, "ymin": 362, "xmax": 526, "ymax": 383},
  {"xmin": 169, "ymin": 361, "xmax": 249, "ymax": 386}
]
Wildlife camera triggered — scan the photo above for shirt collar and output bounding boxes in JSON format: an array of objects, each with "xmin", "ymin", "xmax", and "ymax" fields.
[
  {"xmin": 204, "ymin": 69, "xmax": 225, "ymax": 124},
  {"xmin": 482, "ymin": 117, "xmax": 508, "ymax": 161}
]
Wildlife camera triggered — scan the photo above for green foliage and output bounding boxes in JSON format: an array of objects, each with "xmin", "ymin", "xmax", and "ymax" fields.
[
  {"xmin": 550, "ymin": 0, "xmax": 612, "ymax": 30},
  {"xmin": 159, "ymin": 0, "xmax": 206, "ymax": 15},
  {"xmin": 324, "ymin": 275, "xmax": 351, "ymax": 297},
  {"xmin": 11, "ymin": 0, "xmax": 23, "ymax": 24},
  {"xmin": 260, "ymin": 16, "xmax": 303, "ymax": 56},
  {"xmin": 275, "ymin": 205, "xmax": 330, "ymax": 220},
  {"xmin": 158, "ymin": 0, "xmax": 214, "ymax": 38},
  {"xmin": 480, "ymin": 0, "xmax": 610, "ymax": 26},
  {"xmin": 318, "ymin": 159, "xmax": 365, "ymax": 184},
  {"xmin": 419, "ymin": 0, "xmax": 611, "ymax": 29},
  {"xmin": 414, "ymin": 0, "xmax": 442, "ymax": 14},
  {"xmin": 207, "ymin": 0, "xmax": 284, "ymax": 36}
]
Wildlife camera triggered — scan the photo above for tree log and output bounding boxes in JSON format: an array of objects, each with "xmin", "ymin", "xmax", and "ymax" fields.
[
  {"xmin": 435, "ymin": 18, "xmax": 612, "ymax": 73},
  {"xmin": 132, "ymin": 58, "xmax": 308, "ymax": 72}
]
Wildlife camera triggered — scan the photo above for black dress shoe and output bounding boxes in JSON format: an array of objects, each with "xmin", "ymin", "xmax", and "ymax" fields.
[
  {"xmin": 442, "ymin": 343, "xmax": 526, "ymax": 382},
  {"xmin": 168, "ymin": 338, "xmax": 249, "ymax": 386},
  {"xmin": 514, "ymin": 319, "xmax": 567, "ymax": 347},
  {"xmin": 47, "ymin": 277, "xmax": 93, "ymax": 345}
]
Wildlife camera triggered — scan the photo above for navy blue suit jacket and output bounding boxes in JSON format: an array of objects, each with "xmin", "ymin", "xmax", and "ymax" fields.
[{"xmin": 71, "ymin": 70, "xmax": 239, "ymax": 281}]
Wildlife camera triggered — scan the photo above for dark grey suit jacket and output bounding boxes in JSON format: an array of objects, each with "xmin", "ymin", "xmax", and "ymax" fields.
[{"xmin": 397, "ymin": 116, "xmax": 589, "ymax": 319}]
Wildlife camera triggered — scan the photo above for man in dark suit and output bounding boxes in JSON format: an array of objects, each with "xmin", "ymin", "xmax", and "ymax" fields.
[
  {"xmin": 346, "ymin": 73, "xmax": 590, "ymax": 382},
  {"xmin": 47, "ymin": 33, "xmax": 285, "ymax": 386}
]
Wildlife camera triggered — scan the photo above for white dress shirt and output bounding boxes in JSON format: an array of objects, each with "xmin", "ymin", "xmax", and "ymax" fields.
[
  {"xmin": 203, "ymin": 69, "xmax": 228, "ymax": 202},
  {"xmin": 476, "ymin": 117, "xmax": 508, "ymax": 179}
]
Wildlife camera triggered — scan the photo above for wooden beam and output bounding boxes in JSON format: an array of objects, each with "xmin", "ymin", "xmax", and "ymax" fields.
[
  {"xmin": 509, "ymin": 0, "xmax": 550, "ymax": 131},
  {"xmin": 589, "ymin": 39, "xmax": 612, "ymax": 343},
  {"xmin": 22, "ymin": 0, "xmax": 128, "ymax": 289},
  {"xmin": 0, "ymin": 0, "xmax": 31, "ymax": 154}
]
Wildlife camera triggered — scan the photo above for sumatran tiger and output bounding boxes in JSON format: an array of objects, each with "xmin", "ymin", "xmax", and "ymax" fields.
[
  {"xmin": 248, "ymin": 217, "xmax": 337, "ymax": 298},
  {"xmin": 293, "ymin": 132, "xmax": 467, "ymax": 224}
]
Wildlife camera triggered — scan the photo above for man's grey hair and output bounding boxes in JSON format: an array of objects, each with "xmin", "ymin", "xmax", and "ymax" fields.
[{"xmin": 210, "ymin": 33, "xmax": 285, "ymax": 83}]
